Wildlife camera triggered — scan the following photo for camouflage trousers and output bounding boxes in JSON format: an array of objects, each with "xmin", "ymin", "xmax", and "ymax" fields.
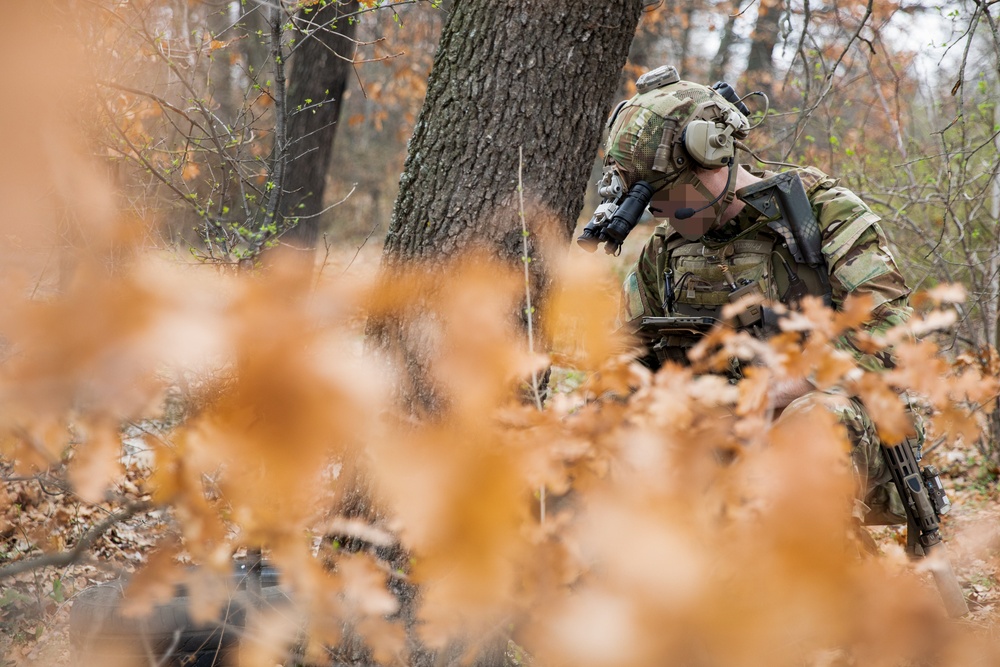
[{"xmin": 777, "ymin": 390, "xmax": 912, "ymax": 525}]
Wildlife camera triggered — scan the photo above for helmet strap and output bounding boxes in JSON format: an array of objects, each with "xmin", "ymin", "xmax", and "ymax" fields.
[{"xmin": 709, "ymin": 155, "xmax": 740, "ymax": 228}]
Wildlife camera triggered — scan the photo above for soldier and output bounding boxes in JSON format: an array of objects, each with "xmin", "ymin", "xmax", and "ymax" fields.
[{"xmin": 580, "ymin": 66, "xmax": 915, "ymax": 528}]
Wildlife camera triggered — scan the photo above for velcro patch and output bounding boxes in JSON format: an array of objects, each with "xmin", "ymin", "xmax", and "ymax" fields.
[
  {"xmin": 822, "ymin": 211, "xmax": 879, "ymax": 266},
  {"xmin": 833, "ymin": 252, "xmax": 894, "ymax": 292}
]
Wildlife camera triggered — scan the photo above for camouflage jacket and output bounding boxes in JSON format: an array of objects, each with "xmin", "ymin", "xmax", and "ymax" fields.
[{"xmin": 621, "ymin": 166, "xmax": 911, "ymax": 370}]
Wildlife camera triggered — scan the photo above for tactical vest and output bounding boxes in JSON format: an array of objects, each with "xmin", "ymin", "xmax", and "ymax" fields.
[
  {"xmin": 623, "ymin": 169, "xmax": 835, "ymax": 367},
  {"xmin": 665, "ymin": 225, "xmax": 828, "ymax": 315}
]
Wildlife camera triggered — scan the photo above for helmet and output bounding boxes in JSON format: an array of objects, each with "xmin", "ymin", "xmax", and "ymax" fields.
[
  {"xmin": 606, "ymin": 66, "xmax": 751, "ymax": 190},
  {"xmin": 602, "ymin": 66, "xmax": 751, "ymax": 239}
]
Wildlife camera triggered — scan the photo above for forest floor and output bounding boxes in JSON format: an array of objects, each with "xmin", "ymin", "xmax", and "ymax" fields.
[{"xmin": 2, "ymin": 427, "xmax": 999, "ymax": 666}]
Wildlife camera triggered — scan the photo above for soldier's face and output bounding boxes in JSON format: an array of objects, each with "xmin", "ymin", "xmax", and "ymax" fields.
[{"xmin": 649, "ymin": 182, "xmax": 716, "ymax": 241}]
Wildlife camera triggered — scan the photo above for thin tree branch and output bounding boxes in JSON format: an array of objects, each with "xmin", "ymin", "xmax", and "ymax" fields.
[
  {"xmin": 0, "ymin": 501, "xmax": 152, "ymax": 580},
  {"xmin": 783, "ymin": 0, "xmax": 874, "ymax": 160},
  {"xmin": 262, "ymin": 1, "xmax": 288, "ymax": 239}
]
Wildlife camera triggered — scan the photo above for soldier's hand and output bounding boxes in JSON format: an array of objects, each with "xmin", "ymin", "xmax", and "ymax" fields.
[{"xmin": 767, "ymin": 376, "xmax": 813, "ymax": 409}]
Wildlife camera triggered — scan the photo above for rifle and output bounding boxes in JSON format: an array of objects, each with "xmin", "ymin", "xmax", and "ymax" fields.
[
  {"xmin": 881, "ymin": 440, "xmax": 969, "ymax": 617},
  {"xmin": 637, "ymin": 315, "xmax": 719, "ymax": 337},
  {"xmin": 632, "ymin": 315, "xmax": 720, "ymax": 365},
  {"xmin": 638, "ymin": 319, "xmax": 970, "ymax": 617}
]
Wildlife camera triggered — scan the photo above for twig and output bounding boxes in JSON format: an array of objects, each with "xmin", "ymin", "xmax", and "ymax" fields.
[
  {"xmin": 125, "ymin": 420, "xmax": 176, "ymax": 450},
  {"xmin": 518, "ymin": 146, "xmax": 545, "ymax": 525},
  {"xmin": 316, "ymin": 233, "xmax": 335, "ymax": 290},
  {"xmin": 293, "ymin": 184, "xmax": 357, "ymax": 221},
  {"xmin": 783, "ymin": 0, "xmax": 874, "ymax": 161},
  {"xmin": 100, "ymin": 103, "xmax": 219, "ymax": 241},
  {"xmin": 0, "ymin": 501, "xmax": 152, "ymax": 579},
  {"xmin": 731, "ymin": 0, "xmax": 757, "ymax": 19},
  {"xmin": 28, "ymin": 244, "xmax": 56, "ymax": 300},
  {"xmin": 287, "ymin": 0, "xmax": 432, "ymax": 51},
  {"xmin": 96, "ymin": 81, "xmax": 217, "ymax": 139},
  {"xmin": 341, "ymin": 221, "xmax": 379, "ymax": 277},
  {"xmin": 518, "ymin": 146, "xmax": 542, "ymax": 413}
]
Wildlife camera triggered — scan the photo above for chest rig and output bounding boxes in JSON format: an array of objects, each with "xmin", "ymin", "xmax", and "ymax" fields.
[
  {"xmin": 662, "ymin": 226, "xmax": 824, "ymax": 319},
  {"xmin": 637, "ymin": 169, "xmax": 833, "ymax": 365}
]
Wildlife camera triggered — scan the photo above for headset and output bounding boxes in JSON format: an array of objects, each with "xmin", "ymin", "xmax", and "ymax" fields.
[
  {"xmin": 681, "ymin": 103, "xmax": 748, "ymax": 169},
  {"xmin": 664, "ymin": 85, "xmax": 753, "ymax": 222}
]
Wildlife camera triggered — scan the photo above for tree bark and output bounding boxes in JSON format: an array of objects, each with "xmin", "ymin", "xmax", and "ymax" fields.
[
  {"xmin": 371, "ymin": 0, "xmax": 643, "ymax": 413},
  {"xmin": 280, "ymin": 0, "xmax": 360, "ymax": 251}
]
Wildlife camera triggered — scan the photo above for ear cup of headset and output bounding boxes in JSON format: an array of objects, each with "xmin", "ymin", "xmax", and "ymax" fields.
[{"xmin": 682, "ymin": 119, "xmax": 736, "ymax": 169}]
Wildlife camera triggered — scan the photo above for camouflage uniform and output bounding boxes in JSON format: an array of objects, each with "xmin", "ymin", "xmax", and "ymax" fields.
[
  {"xmin": 605, "ymin": 74, "xmax": 914, "ymax": 525},
  {"xmin": 620, "ymin": 166, "xmax": 912, "ymax": 369}
]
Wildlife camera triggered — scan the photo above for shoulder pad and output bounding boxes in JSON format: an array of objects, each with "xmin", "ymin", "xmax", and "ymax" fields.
[{"xmin": 795, "ymin": 166, "xmax": 839, "ymax": 194}]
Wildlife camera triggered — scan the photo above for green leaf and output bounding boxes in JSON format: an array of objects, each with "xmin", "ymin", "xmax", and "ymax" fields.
[{"xmin": 49, "ymin": 577, "xmax": 65, "ymax": 604}]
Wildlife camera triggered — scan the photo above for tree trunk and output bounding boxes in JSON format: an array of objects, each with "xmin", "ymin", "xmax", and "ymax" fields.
[
  {"xmin": 741, "ymin": 0, "xmax": 782, "ymax": 99},
  {"xmin": 678, "ymin": 1, "xmax": 698, "ymax": 80},
  {"xmin": 384, "ymin": 0, "xmax": 642, "ymax": 262},
  {"xmin": 371, "ymin": 0, "xmax": 643, "ymax": 413},
  {"xmin": 280, "ymin": 0, "xmax": 360, "ymax": 251},
  {"xmin": 709, "ymin": 0, "xmax": 745, "ymax": 83},
  {"xmin": 990, "ymin": 97, "xmax": 1000, "ymax": 352}
]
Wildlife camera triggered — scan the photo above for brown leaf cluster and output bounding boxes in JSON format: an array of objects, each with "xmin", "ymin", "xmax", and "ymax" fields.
[{"xmin": 4, "ymin": 234, "xmax": 1000, "ymax": 666}]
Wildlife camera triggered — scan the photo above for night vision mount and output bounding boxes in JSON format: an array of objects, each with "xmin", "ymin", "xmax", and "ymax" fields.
[{"xmin": 576, "ymin": 173, "xmax": 655, "ymax": 255}]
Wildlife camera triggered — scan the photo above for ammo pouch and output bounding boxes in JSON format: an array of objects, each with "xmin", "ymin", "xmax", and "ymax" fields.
[{"xmin": 668, "ymin": 237, "xmax": 773, "ymax": 328}]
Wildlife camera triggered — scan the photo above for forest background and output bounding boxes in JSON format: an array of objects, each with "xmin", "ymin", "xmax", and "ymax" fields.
[{"xmin": 3, "ymin": 0, "xmax": 1000, "ymax": 665}]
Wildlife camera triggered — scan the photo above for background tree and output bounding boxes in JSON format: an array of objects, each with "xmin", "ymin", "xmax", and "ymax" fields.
[
  {"xmin": 326, "ymin": 3, "xmax": 447, "ymax": 245},
  {"xmin": 368, "ymin": 0, "xmax": 646, "ymax": 412},
  {"xmin": 280, "ymin": 0, "xmax": 361, "ymax": 252},
  {"xmin": 84, "ymin": 0, "xmax": 428, "ymax": 267},
  {"xmin": 740, "ymin": 0, "xmax": 782, "ymax": 100},
  {"xmin": 708, "ymin": 0, "xmax": 747, "ymax": 83}
]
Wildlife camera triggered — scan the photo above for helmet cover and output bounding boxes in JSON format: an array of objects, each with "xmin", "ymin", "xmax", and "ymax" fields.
[{"xmin": 603, "ymin": 77, "xmax": 750, "ymax": 239}]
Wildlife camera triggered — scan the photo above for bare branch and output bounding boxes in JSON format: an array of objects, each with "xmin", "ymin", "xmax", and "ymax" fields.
[{"xmin": 0, "ymin": 501, "xmax": 153, "ymax": 580}]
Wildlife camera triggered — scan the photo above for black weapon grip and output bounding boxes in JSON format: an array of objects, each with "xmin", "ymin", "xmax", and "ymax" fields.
[{"xmin": 737, "ymin": 172, "xmax": 823, "ymax": 266}]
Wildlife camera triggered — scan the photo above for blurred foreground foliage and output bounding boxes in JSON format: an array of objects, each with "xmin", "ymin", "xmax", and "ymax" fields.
[{"xmin": 2, "ymin": 244, "xmax": 1000, "ymax": 666}]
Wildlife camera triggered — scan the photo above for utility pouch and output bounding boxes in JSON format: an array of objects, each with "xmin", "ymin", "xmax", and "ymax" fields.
[{"xmin": 728, "ymin": 281, "xmax": 764, "ymax": 328}]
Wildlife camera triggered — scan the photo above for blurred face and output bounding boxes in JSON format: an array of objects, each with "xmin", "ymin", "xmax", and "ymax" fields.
[
  {"xmin": 646, "ymin": 164, "xmax": 757, "ymax": 240},
  {"xmin": 648, "ymin": 181, "xmax": 716, "ymax": 241}
]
